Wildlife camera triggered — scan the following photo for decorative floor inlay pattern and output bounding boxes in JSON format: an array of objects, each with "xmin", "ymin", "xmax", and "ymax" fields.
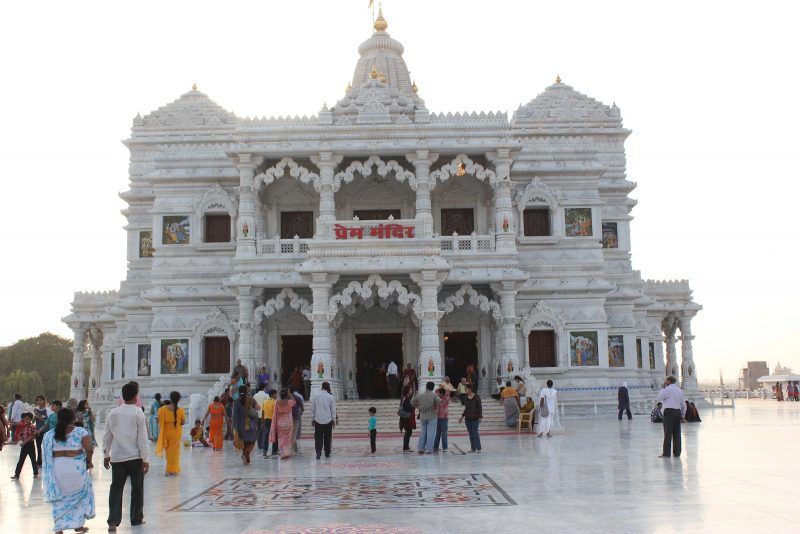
[
  {"xmin": 172, "ymin": 473, "xmax": 515, "ymax": 512},
  {"xmin": 322, "ymin": 442, "xmax": 467, "ymax": 457},
  {"xmin": 243, "ymin": 524, "xmax": 422, "ymax": 534}
]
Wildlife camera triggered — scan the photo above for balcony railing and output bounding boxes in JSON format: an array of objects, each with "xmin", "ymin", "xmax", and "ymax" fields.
[
  {"xmin": 257, "ymin": 236, "xmax": 310, "ymax": 257},
  {"xmin": 438, "ymin": 232, "xmax": 496, "ymax": 254}
]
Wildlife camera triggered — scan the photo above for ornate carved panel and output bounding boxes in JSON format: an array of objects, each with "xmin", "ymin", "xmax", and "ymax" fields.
[
  {"xmin": 441, "ymin": 208, "xmax": 474, "ymax": 235},
  {"xmin": 353, "ymin": 209, "xmax": 401, "ymax": 220}
]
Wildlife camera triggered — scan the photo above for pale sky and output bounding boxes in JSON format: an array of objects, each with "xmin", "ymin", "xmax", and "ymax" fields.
[{"xmin": 0, "ymin": 0, "xmax": 797, "ymax": 382}]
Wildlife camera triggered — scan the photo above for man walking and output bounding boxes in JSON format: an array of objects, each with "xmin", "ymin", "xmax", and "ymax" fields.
[
  {"xmin": 618, "ymin": 381, "xmax": 632, "ymax": 420},
  {"xmin": 252, "ymin": 385, "xmax": 268, "ymax": 451},
  {"xmin": 9, "ymin": 393, "xmax": 24, "ymax": 443},
  {"xmin": 411, "ymin": 381, "xmax": 441, "ymax": 454},
  {"xmin": 302, "ymin": 365, "xmax": 312, "ymax": 401},
  {"xmin": 103, "ymin": 382, "xmax": 150, "ymax": 531},
  {"xmin": 656, "ymin": 376, "xmax": 686, "ymax": 458},
  {"xmin": 290, "ymin": 386, "xmax": 305, "ymax": 454},
  {"xmin": 387, "ymin": 360, "xmax": 399, "ymax": 398},
  {"xmin": 312, "ymin": 382, "xmax": 337, "ymax": 459}
]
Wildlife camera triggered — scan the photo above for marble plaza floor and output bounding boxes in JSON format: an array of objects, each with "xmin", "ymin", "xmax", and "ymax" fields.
[{"xmin": 2, "ymin": 399, "xmax": 799, "ymax": 534}]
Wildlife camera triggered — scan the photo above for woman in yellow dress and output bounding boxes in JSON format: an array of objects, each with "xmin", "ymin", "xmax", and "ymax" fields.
[{"xmin": 156, "ymin": 391, "xmax": 185, "ymax": 476}]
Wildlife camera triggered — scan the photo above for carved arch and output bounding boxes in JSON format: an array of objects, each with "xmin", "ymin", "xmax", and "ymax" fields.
[
  {"xmin": 520, "ymin": 301, "xmax": 566, "ymax": 336},
  {"xmin": 193, "ymin": 184, "xmax": 238, "ymax": 218},
  {"xmin": 254, "ymin": 158, "xmax": 320, "ymax": 189},
  {"xmin": 254, "ymin": 288, "xmax": 312, "ymax": 324},
  {"xmin": 516, "ymin": 178, "xmax": 561, "ymax": 210},
  {"xmin": 193, "ymin": 307, "xmax": 237, "ymax": 341},
  {"xmin": 328, "ymin": 274, "xmax": 422, "ymax": 320},
  {"xmin": 429, "ymin": 154, "xmax": 498, "ymax": 189},
  {"xmin": 438, "ymin": 284, "xmax": 501, "ymax": 323},
  {"xmin": 333, "ymin": 155, "xmax": 417, "ymax": 192}
]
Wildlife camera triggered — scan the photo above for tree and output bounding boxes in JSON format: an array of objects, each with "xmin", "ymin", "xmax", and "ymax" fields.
[
  {"xmin": 1, "ymin": 369, "xmax": 45, "ymax": 403},
  {"xmin": 56, "ymin": 370, "xmax": 71, "ymax": 402},
  {"xmin": 0, "ymin": 332, "xmax": 72, "ymax": 401}
]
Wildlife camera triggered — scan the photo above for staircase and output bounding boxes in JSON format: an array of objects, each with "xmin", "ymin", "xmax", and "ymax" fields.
[{"xmin": 302, "ymin": 397, "xmax": 510, "ymax": 434}]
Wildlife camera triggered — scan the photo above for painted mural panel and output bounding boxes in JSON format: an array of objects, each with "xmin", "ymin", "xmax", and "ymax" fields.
[
  {"xmin": 139, "ymin": 230, "xmax": 154, "ymax": 257},
  {"xmin": 608, "ymin": 335, "xmax": 625, "ymax": 367},
  {"xmin": 602, "ymin": 222, "xmax": 619, "ymax": 248},
  {"xmin": 636, "ymin": 338, "xmax": 643, "ymax": 369},
  {"xmin": 564, "ymin": 208, "xmax": 593, "ymax": 237},
  {"xmin": 161, "ymin": 339, "xmax": 189, "ymax": 375},
  {"xmin": 162, "ymin": 216, "xmax": 191, "ymax": 245},
  {"xmin": 648, "ymin": 342, "xmax": 656, "ymax": 369},
  {"xmin": 570, "ymin": 331, "xmax": 599, "ymax": 366},
  {"xmin": 137, "ymin": 344, "xmax": 151, "ymax": 377}
]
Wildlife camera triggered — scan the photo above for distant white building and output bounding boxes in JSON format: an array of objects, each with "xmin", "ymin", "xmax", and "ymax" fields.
[{"xmin": 63, "ymin": 9, "xmax": 701, "ymax": 413}]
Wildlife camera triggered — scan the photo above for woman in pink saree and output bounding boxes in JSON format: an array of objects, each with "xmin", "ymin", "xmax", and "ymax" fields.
[{"xmin": 268, "ymin": 388, "xmax": 296, "ymax": 459}]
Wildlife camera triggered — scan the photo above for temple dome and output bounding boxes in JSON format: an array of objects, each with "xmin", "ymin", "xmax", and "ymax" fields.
[
  {"xmin": 134, "ymin": 86, "xmax": 238, "ymax": 129},
  {"xmin": 351, "ymin": 8, "xmax": 415, "ymax": 98},
  {"xmin": 512, "ymin": 77, "xmax": 622, "ymax": 128}
]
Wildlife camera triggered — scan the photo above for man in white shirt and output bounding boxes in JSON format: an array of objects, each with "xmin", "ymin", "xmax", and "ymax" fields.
[
  {"xmin": 252, "ymin": 384, "xmax": 269, "ymax": 452},
  {"xmin": 103, "ymin": 382, "xmax": 150, "ymax": 531},
  {"xmin": 9, "ymin": 393, "xmax": 24, "ymax": 442},
  {"xmin": 387, "ymin": 360, "xmax": 399, "ymax": 398},
  {"xmin": 311, "ymin": 381, "xmax": 337, "ymax": 459},
  {"xmin": 655, "ymin": 376, "xmax": 687, "ymax": 458}
]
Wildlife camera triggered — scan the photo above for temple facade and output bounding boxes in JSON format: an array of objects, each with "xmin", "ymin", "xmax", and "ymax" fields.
[{"xmin": 63, "ymin": 10, "xmax": 701, "ymax": 414}]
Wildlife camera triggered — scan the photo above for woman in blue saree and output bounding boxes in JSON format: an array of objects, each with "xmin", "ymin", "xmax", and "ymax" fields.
[
  {"xmin": 42, "ymin": 408, "xmax": 95, "ymax": 534},
  {"xmin": 149, "ymin": 393, "xmax": 161, "ymax": 441}
]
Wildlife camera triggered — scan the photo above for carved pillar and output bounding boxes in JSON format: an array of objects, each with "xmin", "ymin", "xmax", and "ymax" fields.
[
  {"xmin": 267, "ymin": 324, "xmax": 280, "ymax": 391},
  {"xmin": 311, "ymin": 152, "xmax": 343, "ymax": 239},
  {"xmin": 678, "ymin": 315, "xmax": 699, "ymax": 393},
  {"xmin": 236, "ymin": 154, "xmax": 257, "ymax": 257},
  {"xmin": 493, "ymin": 282, "xmax": 520, "ymax": 379},
  {"xmin": 88, "ymin": 327, "xmax": 103, "ymax": 395},
  {"xmin": 663, "ymin": 317, "xmax": 679, "ymax": 379},
  {"xmin": 70, "ymin": 328, "xmax": 86, "ymax": 399},
  {"xmin": 487, "ymin": 149, "xmax": 517, "ymax": 252},
  {"xmin": 309, "ymin": 273, "xmax": 340, "ymax": 398},
  {"xmin": 237, "ymin": 287, "xmax": 256, "ymax": 380},
  {"xmin": 406, "ymin": 150, "xmax": 438, "ymax": 238},
  {"xmin": 411, "ymin": 271, "xmax": 447, "ymax": 388}
]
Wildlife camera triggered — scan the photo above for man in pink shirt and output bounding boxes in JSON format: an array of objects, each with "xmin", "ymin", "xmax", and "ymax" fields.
[{"xmin": 433, "ymin": 387, "xmax": 451, "ymax": 453}]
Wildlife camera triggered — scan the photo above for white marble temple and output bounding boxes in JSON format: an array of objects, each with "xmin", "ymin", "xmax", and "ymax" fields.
[{"xmin": 2, "ymin": 400, "xmax": 798, "ymax": 533}]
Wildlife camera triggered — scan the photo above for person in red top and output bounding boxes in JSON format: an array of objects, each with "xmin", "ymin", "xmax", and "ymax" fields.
[
  {"xmin": 11, "ymin": 412, "xmax": 38, "ymax": 479},
  {"xmin": 433, "ymin": 387, "xmax": 451, "ymax": 453}
]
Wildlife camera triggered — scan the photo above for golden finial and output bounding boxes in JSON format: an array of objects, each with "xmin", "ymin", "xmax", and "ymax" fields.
[
  {"xmin": 412, "ymin": 80, "xmax": 418, "ymax": 94},
  {"xmin": 369, "ymin": 65, "xmax": 380, "ymax": 79},
  {"xmin": 373, "ymin": 5, "xmax": 388, "ymax": 32},
  {"xmin": 378, "ymin": 72, "xmax": 388, "ymax": 83},
  {"xmin": 555, "ymin": 74, "xmax": 561, "ymax": 84},
  {"xmin": 192, "ymin": 82, "xmax": 197, "ymax": 91},
  {"xmin": 346, "ymin": 81, "xmax": 352, "ymax": 92}
]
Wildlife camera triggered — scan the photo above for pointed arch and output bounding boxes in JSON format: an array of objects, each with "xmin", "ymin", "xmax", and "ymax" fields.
[
  {"xmin": 429, "ymin": 154, "xmax": 498, "ymax": 189},
  {"xmin": 438, "ymin": 284, "xmax": 501, "ymax": 323},
  {"xmin": 254, "ymin": 288, "xmax": 312, "ymax": 324},
  {"xmin": 520, "ymin": 301, "xmax": 566, "ymax": 336},
  {"xmin": 193, "ymin": 307, "xmax": 237, "ymax": 341},
  {"xmin": 193, "ymin": 183, "xmax": 238, "ymax": 219}
]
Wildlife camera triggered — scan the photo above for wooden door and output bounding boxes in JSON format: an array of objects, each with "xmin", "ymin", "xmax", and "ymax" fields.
[
  {"xmin": 441, "ymin": 208, "xmax": 475, "ymax": 235},
  {"xmin": 523, "ymin": 208, "xmax": 550, "ymax": 236},
  {"xmin": 204, "ymin": 214, "xmax": 231, "ymax": 243},
  {"xmin": 280, "ymin": 211, "xmax": 314, "ymax": 239},
  {"xmin": 204, "ymin": 337, "xmax": 230, "ymax": 374},
  {"xmin": 528, "ymin": 331, "xmax": 556, "ymax": 367},
  {"xmin": 353, "ymin": 209, "xmax": 402, "ymax": 220}
]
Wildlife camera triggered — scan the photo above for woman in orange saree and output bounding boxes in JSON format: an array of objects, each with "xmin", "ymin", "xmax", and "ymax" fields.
[
  {"xmin": 267, "ymin": 389, "xmax": 296, "ymax": 459},
  {"xmin": 156, "ymin": 391, "xmax": 185, "ymax": 475},
  {"xmin": 203, "ymin": 396, "xmax": 228, "ymax": 451}
]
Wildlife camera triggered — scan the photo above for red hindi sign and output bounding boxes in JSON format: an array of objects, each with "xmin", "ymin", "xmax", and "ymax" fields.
[{"xmin": 334, "ymin": 223, "xmax": 415, "ymax": 240}]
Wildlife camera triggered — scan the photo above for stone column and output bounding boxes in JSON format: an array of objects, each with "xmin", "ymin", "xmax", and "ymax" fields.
[
  {"xmin": 663, "ymin": 323, "xmax": 679, "ymax": 379},
  {"xmin": 311, "ymin": 152, "xmax": 343, "ymax": 239},
  {"xmin": 678, "ymin": 315, "xmax": 699, "ymax": 393},
  {"xmin": 237, "ymin": 287, "xmax": 256, "ymax": 380},
  {"xmin": 309, "ymin": 273, "xmax": 340, "ymax": 398},
  {"xmin": 406, "ymin": 150, "xmax": 438, "ymax": 238},
  {"xmin": 492, "ymin": 282, "xmax": 520, "ymax": 379},
  {"xmin": 70, "ymin": 328, "xmax": 86, "ymax": 399},
  {"xmin": 487, "ymin": 149, "xmax": 517, "ymax": 252},
  {"xmin": 88, "ymin": 327, "xmax": 103, "ymax": 395},
  {"xmin": 410, "ymin": 271, "xmax": 446, "ymax": 388},
  {"xmin": 236, "ymin": 154, "xmax": 257, "ymax": 257}
]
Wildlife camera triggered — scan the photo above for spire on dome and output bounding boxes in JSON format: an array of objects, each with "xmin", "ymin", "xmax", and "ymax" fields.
[
  {"xmin": 192, "ymin": 82, "xmax": 197, "ymax": 91},
  {"xmin": 374, "ymin": 5, "xmax": 388, "ymax": 32},
  {"xmin": 555, "ymin": 74, "xmax": 561, "ymax": 84}
]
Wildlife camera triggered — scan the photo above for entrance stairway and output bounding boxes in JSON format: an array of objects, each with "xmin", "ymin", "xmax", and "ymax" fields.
[{"xmin": 302, "ymin": 397, "xmax": 510, "ymax": 434}]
